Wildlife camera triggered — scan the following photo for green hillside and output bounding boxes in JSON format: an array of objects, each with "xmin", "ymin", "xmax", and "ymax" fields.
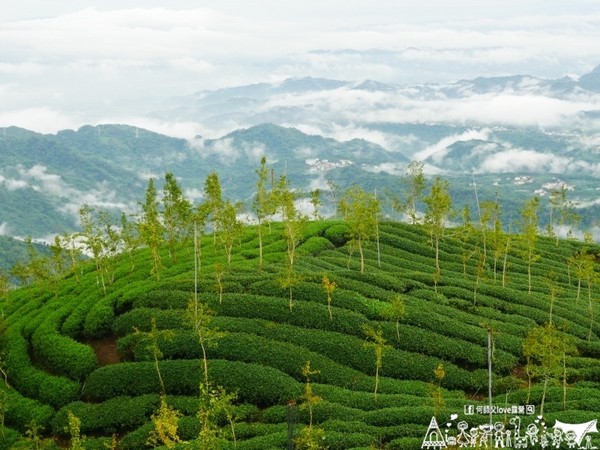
[
  {"xmin": 2, "ymin": 123, "xmax": 600, "ymax": 240},
  {"xmin": 0, "ymin": 210, "xmax": 599, "ymax": 449},
  {"xmin": 0, "ymin": 236, "xmax": 52, "ymax": 274}
]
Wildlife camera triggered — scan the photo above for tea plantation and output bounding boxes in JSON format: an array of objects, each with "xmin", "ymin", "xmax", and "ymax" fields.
[{"xmin": 1, "ymin": 219, "xmax": 599, "ymax": 449}]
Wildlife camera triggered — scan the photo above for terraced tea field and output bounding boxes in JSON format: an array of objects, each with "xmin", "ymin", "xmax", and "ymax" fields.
[{"xmin": 1, "ymin": 220, "xmax": 599, "ymax": 449}]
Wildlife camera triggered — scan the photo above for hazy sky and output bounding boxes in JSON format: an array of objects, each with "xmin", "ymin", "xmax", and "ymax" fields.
[{"xmin": 1, "ymin": 1, "xmax": 600, "ymax": 134}]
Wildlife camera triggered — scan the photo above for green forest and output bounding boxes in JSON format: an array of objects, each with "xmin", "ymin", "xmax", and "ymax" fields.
[{"xmin": 0, "ymin": 158, "xmax": 599, "ymax": 449}]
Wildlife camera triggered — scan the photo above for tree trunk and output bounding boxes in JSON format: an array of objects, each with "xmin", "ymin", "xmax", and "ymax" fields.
[
  {"xmin": 376, "ymin": 219, "xmax": 381, "ymax": 268},
  {"xmin": 358, "ymin": 238, "xmax": 364, "ymax": 273},
  {"xmin": 374, "ymin": 364, "xmax": 379, "ymax": 403},
  {"xmin": 258, "ymin": 224, "xmax": 263, "ymax": 272},
  {"xmin": 588, "ymin": 286, "xmax": 594, "ymax": 341},
  {"xmin": 563, "ymin": 352, "xmax": 567, "ymax": 411},
  {"xmin": 541, "ymin": 376, "xmax": 549, "ymax": 417}
]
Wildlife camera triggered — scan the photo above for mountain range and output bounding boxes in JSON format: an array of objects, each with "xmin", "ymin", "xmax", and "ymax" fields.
[{"xmin": 2, "ymin": 67, "xmax": 600, "ymax": 251}]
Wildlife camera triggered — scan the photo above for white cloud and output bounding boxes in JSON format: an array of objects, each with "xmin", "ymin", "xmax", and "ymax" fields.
[
  {"xmin": 0, "ymin": 108, "xmax": 78, "ymax": 134},
  {"xmin": 0, "ymin": 222, "xmax": 10, "ymax": 236},
  {"xmin": 191, "ymin": 137, "xmax": 238, "ymax": 163},
  {"xmin": 477, "ymin": 148, "xmax": 600, "ymax": 175},
  {"xmin": 5, "ymin": 178, "xmax": 29, "ymax": 190},
  {"xmin": 362, "ymin": 162, "xmax": 405, "ymax": 176},
  {"xmin": 8, "ymin": 164, "xmax": 131, "ymax": 220},
  {"xmin": 572, "ymin": 197, "xmax": 600, "ymax": 209},
  {"xmin": 308, "ymin": 174, "xmax": 331, "ymax": 191},
  {"xmin": 414, "ymin": 129, "xmax": 491, "ymax": 162},
  {"xmin": 249, "ymin": 85, "xmax": 600, "ymax": 137},
  {"xmin": 1, "ymin": 5, "xmax": 600, "ymax": 135},
  {"xmin": 185, "ymin": 187, "xmax": 204, "ymax": 202},
  {"xmin": 189, "ymin": 137, "xmax": 266, "ymax": 164},
  {"xmin": 0, "ymin": 62, "xmax": 44, "ymax": 75},
  {"xmin": 18, "ymin": 164, "xmax": 70, "ymax": 196}
]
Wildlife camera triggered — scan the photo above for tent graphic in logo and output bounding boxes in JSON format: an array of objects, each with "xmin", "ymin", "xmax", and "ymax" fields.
[
  {"xmin": 553, "ymin": 420, "xmax": 598, "ymax": 448},
  {"xmin": 422, "ymin": 416, "xmax": 447, "ymax": 449}
]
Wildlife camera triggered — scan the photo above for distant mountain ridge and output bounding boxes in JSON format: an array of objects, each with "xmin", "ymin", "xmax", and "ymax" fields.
[
  {"xmin": 0, "ymin": 123, "xmax": 399, "ymax": 238},
  {"xmin": 154, "ymin": 65, "xmax": 600, "ymax": 128},
  {"xmin": 2, "ymin": 66, "xmax": 600, "ymax": 244}
]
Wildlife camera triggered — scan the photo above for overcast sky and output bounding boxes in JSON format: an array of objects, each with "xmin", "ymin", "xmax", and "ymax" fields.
[{"xmin": 1, "ymin": 1, "xmax": 600, "ymax": 134}]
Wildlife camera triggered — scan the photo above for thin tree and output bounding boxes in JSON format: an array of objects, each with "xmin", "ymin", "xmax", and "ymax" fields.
[
  {"xmin": 423, "ymin": 177, "xmax": 452, "ymax": 290},
  {"xmin": 275, "ymin": 175, "xmax": 305, "ymax": 269},
  {"xmin": 481, "ymin": 195, "xmax": 504, "ymax": 281},
  {"xmin": 185, "ymin": 298, "xmax": 235, "ymax": 449},
  {"xmin": 457, "ymin": 205, "xmax": 476, "ymax": 278},
  {"xmin": 544, "ymin": 271, "xmax": 562, "ymax": 324},
  {"xmin": 380, "ymin": 294, "xmax": 407, "ymax": 341},
  {"xmin": 186, "ymin": 298, "xmax": 222, "ymax": 388},
  {"xmin": 473, "ymin": 246, "xmax": 487, "ymax": 306},
  {"xmin": 204, "ymin": 172, "xmax": 224, "ymax": 246},
  {"xmin": 294, "ymin": 361, "xmax": 326, "ymax": 450},
  {"xmin": 0, "ymin": 270, "xmax": 8, "ymax": 299},
  {"xmin": 432, "ymin": 363, "xmax": 446, "ymax": 417},
  {"xmin": 401, "ymin": 161, "xmax": 427, "ymax": 224},
  {"xmin": 142, "ymin": 319, "xmax": 181, "ymax": 449},
  {"xmin": 555, "ymin": 185, "xmax": 580, "ymax": 243},
  {"xmin": 138, "ymin": 178, "xmax": 165, "ymax": 281},
  {"xmin": 10, "ymin": 234, "xmax": 73, "ymax": 292},
  {"xmin": 374, "ymin": 188, "xmax": 382, "ymax": 268},
  {"xmin": 58, "ymin": 232, "xmax": 82, "ymax": 283},
  {"xmin": 326, "ymin": 179, "xmax": 340, "ymax": 217},
  {"xmin": 338, "ymin": 186, "xmax": 380, "ymax": 273},
  {"xmin": 78, "ymin": 205, "xmax": 108, "ymax": 292},
  {"xmin": 148, "ymin": 396, "xmax": 181, "ymax": 449},
  {"xmin": 517, "ymin": 196, "xmax": 540, "ymax": 294},
  {"xmin": 216, "ymin": 200, "xmax": 243, "ymax": 268},
  {"xmin": 523, "ymin": 323, "xmax": 576, "ymax": 416},
  {"xmin": 279, "ymin": 263, "xmax": 301, "ymax": 311},
  {"xmin": 162, "ymin": 171, "xmax": 193, "ymax": 262},
  {"xmin": 321, "ymin": 274, "xmax": 337, "ymax": 320},
  {"xmin": 194, "ymin": 207, "xmax": 209, "ymax": 275},
  {"xmin": 568, "ymin": 247, "xmax": 595, "ymax": 305},
  {"xmin": 66, "ymin": 411, "xmax": 86, "ymax": 450},
  {"xmin": 546, "ymin": 189, "xmax": 560, "ymax": 240},
  {"xmin": 97, "ymin": 210, "xmax": 120, "ymax": 286},
  {"xmin": 310, "ymin": 189, "xmax": 322, "ymax": 221},
  {"xmin": 501, "ymin": 222, "xmax": 513, "ymax": 288},
  {"xmin": 215, "ymin": 263, "xmax": 225, "ymax": 305},
  {"xmin": 473, "ymin": 174, "xmax": 487, "ymax": 263},
  {"xmin": 253, "ymin": 156, "xmax": 275, "ymax": 271},
  {"xmin": 363, "ymin": 324, "xmax": 391, "ymax": 402},
  {"xmin": 120, "ymin": 212, "xmax": 139, "ymax": 273}
]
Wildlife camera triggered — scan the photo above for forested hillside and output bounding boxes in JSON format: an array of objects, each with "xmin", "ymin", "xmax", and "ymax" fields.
[
  {"xmin": 0, "ymin": 164, "xmax": 599, "ymax": 449},
  {"xmin": 2, "ymin": 121, "xmax": 599, "ymax": 239}
]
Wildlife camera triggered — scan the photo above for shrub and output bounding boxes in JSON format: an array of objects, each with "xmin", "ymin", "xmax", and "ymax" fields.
[
  {"xmin": 83, "ymin": 359, "xmax": 302, "ymax": 406},
  {"xmin": 387, "ymin": 437, "xmax": 427, "ymax": 450},
  {"xmin": 4, "ymin": 387, "xmax": 55, "ymax": 431},
  {"xmin": 363, "ymin": 406, "xmax": 437, "ymax": 426},
  {"xmin": 324, "ymin": 223, "xmax": 351, "ymax": 247},
  {"xmin": 112, "ymin": 308, "xmax": 188, "ymax": 336},
  {"xmin": 131, "ymin": 289, "xmax": 193, "ymax": 309},
  {"xmin": 51, "ymin": 395, "xmax": 159, "ymax": 435},
  {"xmin": 234, "ymin": 431, "xmax": 288, "ymax": 450},
  {"xmin": 31, "ymin": 329, "xmax": 98, "ymax": 381},
  {"xmin": 117, "ymin": 330, "xmax": 200, "ymax": 361},
  {"xmin": 3, "ymin": 325, "xmax": 80, "ymax": 408},
  {"xmin": 61, "ymin": 299, "xmax": 95, "ymax": 338},
  {"xmin": 213, "ymin": 293, "xmax": 369, "ymax": 338},
  {"xmin": 233, "ymin": 422, "xmax": 285, "ymax": 440},
  {"xmin": 118, "ymin": 422, "xmax": 154, "ymax": 450},
  {"xmin": 312, "ymin": 383, "xmax": 433, "ymax": 411},
  {"xmin": 297, "ymin": 236, "xmax": 335, "ymax": 255},
  {"xmin": 83, "ymin": 298, "xmax": 115, "ymax": 338}
]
